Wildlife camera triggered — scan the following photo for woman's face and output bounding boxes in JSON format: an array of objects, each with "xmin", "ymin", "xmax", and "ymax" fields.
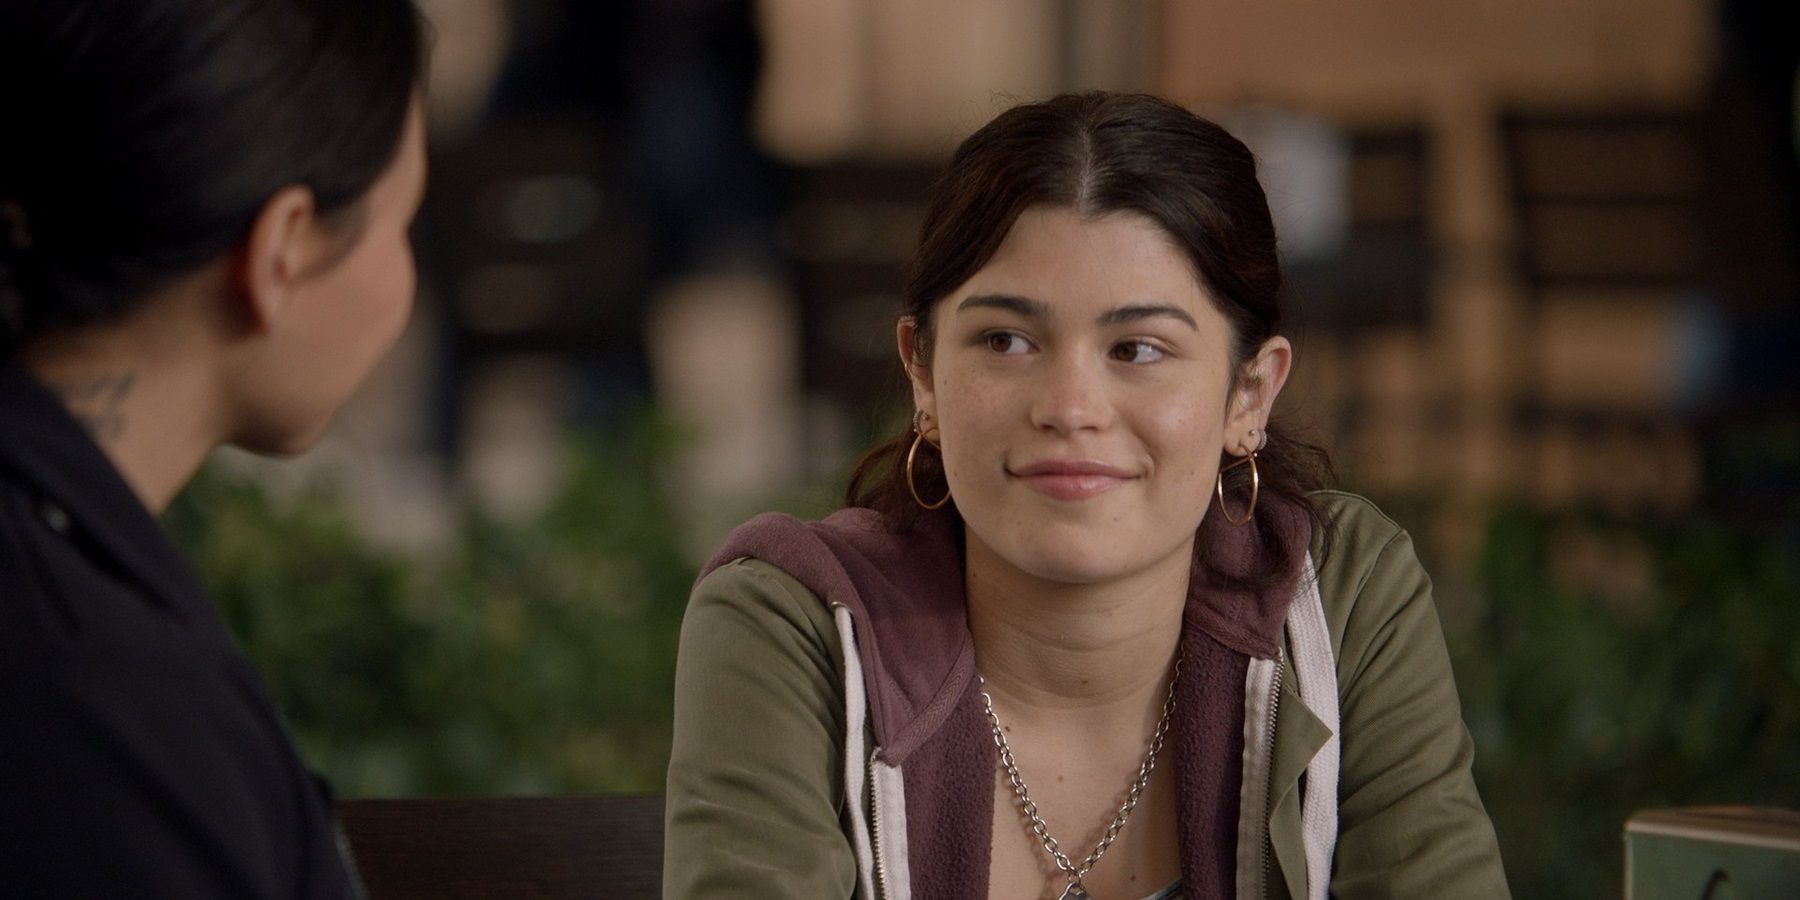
[
  {"xmin": 903, "ymin": 205, "xmax": 1283, "ymax": 587},
  {"xmin": 237, "ymin": 99, "xmax": 428, "ymax": 454}
]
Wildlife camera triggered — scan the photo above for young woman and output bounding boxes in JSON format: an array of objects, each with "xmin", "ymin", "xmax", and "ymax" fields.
[
  {"xmin": 665, "ymin": 93, "xmax": 1509, "ymax": 899},
  {"xmin": 0, "ymin": 1, "xmax": 425, "ymax": 896}
]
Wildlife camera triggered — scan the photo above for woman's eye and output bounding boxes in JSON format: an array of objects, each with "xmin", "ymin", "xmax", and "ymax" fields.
[
  {"xmin": 1111, "ymin": 340, "xmax": 1165, "ymax": 363},
  {"xmin": 984, "ymin": 332, "xmax": 1032, "ymax": 355}
]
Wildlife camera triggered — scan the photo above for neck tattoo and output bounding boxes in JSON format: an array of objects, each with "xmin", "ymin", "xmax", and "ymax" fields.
[{"xmin": 49, "ymin": 372, "xmax": 136, "ymax": 442}]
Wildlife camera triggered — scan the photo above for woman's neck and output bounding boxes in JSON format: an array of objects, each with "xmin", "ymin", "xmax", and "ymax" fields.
[
  {"xmin": 964, "ymin": 529, "xmax": 1192, "ymax": 719},
  {"xmin": 22, "ymin": 320, "xmax": 224, "ymax": 515}
]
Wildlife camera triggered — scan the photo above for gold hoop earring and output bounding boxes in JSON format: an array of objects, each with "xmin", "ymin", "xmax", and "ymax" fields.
[
  {"xmin": 906, "ymin": 414, "xmax": 951, "ymax": 510},
  {"xmin": 1215, "ymin": 451, "xmax": 1259, "ymax": 526}
]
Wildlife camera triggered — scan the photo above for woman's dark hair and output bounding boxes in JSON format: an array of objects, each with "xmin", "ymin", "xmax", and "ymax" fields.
[
  {"xmin": 847, "ymin": 91, "xmax": 1333, "ymax": 589},
  {"xmin": 0, "ymin": 0, "xmax": 426, "ymax": 347}
]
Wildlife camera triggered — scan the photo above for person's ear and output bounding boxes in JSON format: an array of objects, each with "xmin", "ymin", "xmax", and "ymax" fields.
[
  {"xmin": 236, "ymin": 185, "xmax": 322, "ymax": 334},
  {"xmin": 1225, "ymin": 336, "xmax": 1292, "ymax": 453},
  {"xmin": 897, "ymin": 316, "xmax": 938, "ymax": 433}
]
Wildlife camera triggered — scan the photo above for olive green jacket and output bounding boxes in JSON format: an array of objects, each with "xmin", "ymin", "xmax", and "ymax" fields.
[{"xmin": 665, "ymin": 492, "xmax": 1509, "ymax": 898}]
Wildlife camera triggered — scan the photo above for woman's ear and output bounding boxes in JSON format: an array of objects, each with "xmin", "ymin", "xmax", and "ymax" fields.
[
  {"xmin": 1226, "ymin": 336, "xmax": 1292, "ymax": 452},
  {"xmin": 235, "ymin": 185, "xmax": 322, "ymax": 334},
  {"xmin": 897, "ymin": 316, "xmax": 938, "ymax": 429}
]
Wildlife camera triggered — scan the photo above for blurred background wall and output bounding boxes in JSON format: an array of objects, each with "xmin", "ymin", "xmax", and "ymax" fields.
[{"xmin": 179, "ymin": 1, "xmax": 1798, "ymax": 896}]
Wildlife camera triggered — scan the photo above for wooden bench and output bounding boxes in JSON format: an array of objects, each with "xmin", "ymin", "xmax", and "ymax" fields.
[{"xmin": 339, "ymin": 795, "xmax": 663, "ymax": 899}]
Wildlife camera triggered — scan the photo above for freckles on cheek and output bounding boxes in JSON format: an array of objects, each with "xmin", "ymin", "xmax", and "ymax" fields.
[
  {"xmin": 1162, "ymin": 409, "xmax": 1220, "ymax": 487},
  {"xmin": 942, "ymin": 376, "xmax": 1000, "ymax": 430}
]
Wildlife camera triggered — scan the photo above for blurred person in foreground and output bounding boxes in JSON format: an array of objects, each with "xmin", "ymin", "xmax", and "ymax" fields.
[
  {"xmin": 0, "ymin": 1, "xmax": 426, "ymax": 896},
  {"xmin": 665, "ymin": 93, "xmax": 1509, "ymax": 899}
]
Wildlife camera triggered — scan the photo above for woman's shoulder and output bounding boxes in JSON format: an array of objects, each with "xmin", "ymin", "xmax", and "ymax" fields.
[
  {"xmin": 1305, "ymin": 490, "xmax": 1429, "ymax": 617},
  {"xmin": 693, "ymin": 556, "xmax": 837, "ymax": 627},
  {"xmin": 1310, "ymin": 489, "xmax": 1406, "ymax": 547},
  {"xmin": 1310, "ymin": 489, "xmax": 1418, "ymax": 565},
  {"xmin": 699, "ymin": 504, "xmax": 962, "ymax": 623},
  {"xmin": 697, "ymin": 556, "xmax": 821, "ymax": 598}
]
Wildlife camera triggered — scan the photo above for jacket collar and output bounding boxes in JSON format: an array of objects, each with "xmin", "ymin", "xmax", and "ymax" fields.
[{"xmin": 0, "ymin": 357, "xmax": 210, "ymax": 615}]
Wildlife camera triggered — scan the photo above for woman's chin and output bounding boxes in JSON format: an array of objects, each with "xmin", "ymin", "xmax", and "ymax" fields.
[
  {"xmin": 987, "ymin": 534, "xmax": 1142, "ymax": 586},
  {"xmin": 230, "ymin": 416, "xmax": 332, "ymax": 458}
]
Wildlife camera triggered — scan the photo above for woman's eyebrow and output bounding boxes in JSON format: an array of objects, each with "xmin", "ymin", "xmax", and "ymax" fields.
[
  {"xmin": 956, "ymin": 295, "xmax": 1197, "ymax": 331},
  {"xmin": 956, "ymin": 293, "xmax": 1050, "ymax": 318},
  {"xmin": 1098, "ymin": 303, "xmax": 1199, "ymax": 329}
]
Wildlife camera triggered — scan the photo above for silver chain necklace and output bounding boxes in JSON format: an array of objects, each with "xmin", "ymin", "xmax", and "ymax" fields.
[{"xmin": 978, "ymin": 649, "xmax": 1183, "ymax": 900}]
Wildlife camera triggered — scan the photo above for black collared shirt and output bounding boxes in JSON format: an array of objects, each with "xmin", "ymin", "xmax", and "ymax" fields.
[{"xmin": 0, "ymin": 359, "xmax": 360, "ymax": 899}]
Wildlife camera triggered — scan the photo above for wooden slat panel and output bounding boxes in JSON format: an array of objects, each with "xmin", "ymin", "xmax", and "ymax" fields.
[{"xmin": 1512, "ymin": 125, "xmax": 1698, "ymax": 200}]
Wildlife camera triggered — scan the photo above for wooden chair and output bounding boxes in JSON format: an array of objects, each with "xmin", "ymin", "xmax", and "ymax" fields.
[{"xmin": 338, "ymin": 795, "xmax": 663, "ymax": 899}]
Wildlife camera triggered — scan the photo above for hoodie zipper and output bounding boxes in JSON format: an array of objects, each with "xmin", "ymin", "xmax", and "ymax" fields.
[
  {"xmin": 868, "ymin": 750, "xmax": 891, "ymax": 899},
  {"xmin": 1262, "ymin": 654, "xmax": 1283, "ymax": 899}
]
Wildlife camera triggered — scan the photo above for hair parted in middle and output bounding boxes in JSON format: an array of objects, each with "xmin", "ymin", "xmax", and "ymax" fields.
[{"xmin": 846, "ymin": 91, "xmax": 1333, "ymax": 590}]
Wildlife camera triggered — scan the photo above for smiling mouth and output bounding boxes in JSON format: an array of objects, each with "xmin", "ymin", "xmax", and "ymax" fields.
[{"xmin": 1008, "ymin": 461, "xmax": 1135, "ymax": 501}]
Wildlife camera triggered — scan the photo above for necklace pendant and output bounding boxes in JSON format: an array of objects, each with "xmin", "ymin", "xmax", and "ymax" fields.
[{"xmin": 1058, "ymin": 884, "xmax": 1093, "ymax": 900}]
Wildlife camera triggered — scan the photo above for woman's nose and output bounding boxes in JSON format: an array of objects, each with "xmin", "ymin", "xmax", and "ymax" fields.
[{"xmin": 1028, "ymin": 353, "xmax": 1112, "ymax": 436}]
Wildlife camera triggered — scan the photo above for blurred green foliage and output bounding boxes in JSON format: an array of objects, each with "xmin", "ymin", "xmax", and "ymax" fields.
[
  {"xmin": 164, "ymin": 423, "xmax": 693, "ymax": 795},
  {"xmin": 1451, "ymin": 507, "xmax": 1800, "ymax": 898}
]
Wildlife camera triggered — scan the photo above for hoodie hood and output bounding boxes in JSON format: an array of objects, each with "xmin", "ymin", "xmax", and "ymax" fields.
[{"xmin": 699, "ymin": 496, "xmax": 1312, "ymax": 764}]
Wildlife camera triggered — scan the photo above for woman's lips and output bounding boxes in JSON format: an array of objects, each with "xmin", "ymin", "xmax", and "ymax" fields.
[{"xmin": 1009, "ymin": 459, "xmax": 1135, "ymax": 501}]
